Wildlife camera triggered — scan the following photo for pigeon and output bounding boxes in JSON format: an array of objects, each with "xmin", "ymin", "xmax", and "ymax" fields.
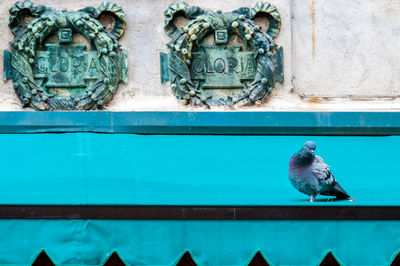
[{"xmin": 288, "ymin": 141, "xmax": 350, "ymax": 202}]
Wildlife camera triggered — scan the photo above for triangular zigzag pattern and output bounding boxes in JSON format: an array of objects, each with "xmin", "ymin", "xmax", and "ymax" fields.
[
  {"xmin": 32, "ymin": 250, "xmax": 55, "ymax": 266},
  {"xmin": 102, "ymin": 251, "xmax": 127, "ymax": 266},
  {"xmin": 28, "ymin": 249, "xmax": 400, "ymax": 265}
]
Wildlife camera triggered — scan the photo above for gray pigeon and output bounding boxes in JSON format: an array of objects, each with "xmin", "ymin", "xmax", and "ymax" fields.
[{"xmin": 288, "ymin": 141, "xmax": 350, "ymax": 202}]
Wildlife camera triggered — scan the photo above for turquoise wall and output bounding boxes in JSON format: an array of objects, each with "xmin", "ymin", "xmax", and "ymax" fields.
[
  {"xmin": 0, "ymin": 133, "xmax": 398, "ymax": 205},
  {"xmin": 0, "ymin": 132, "xmax": 399, "ymax": 265}
]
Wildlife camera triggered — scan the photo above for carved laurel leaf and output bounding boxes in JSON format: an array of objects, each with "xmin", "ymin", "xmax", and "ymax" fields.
[
  {"xmin": 165, "ymin": 2, "xmax": 283, "ymax": 107},
  {"xmin": 94, "ymin": 1, "xmax": 126, "ymax": 39},
  {"xmin": 250, "ymin": 2, "xmax": 281, "ymax": 39},
  {"xmin": 8, "ymin": 3, "xmax": 126, "ymax": 110}
]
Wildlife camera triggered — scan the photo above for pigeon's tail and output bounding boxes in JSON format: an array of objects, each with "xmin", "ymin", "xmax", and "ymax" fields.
[{"xmin": 322, "ymin": 182, "xmax": 350, "ymax": 199}]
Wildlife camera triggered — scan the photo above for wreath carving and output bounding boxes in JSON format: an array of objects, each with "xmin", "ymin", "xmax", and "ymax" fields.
[
  {"xmin": 4, "ymin": 0, "xmax": 127, "ymax": 110},
  {"xmin": 161, "ymin": 2, "xmax": 284, "ymax": 107}
]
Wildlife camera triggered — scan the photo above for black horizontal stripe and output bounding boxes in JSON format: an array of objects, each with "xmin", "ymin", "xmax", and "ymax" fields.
[{"xmin": 0, "ymin": 205, "xmax": 398, "ymax": 220}]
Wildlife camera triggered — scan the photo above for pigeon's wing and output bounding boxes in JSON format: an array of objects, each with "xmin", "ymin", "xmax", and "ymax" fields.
[
  {"xmin": 313, "ymin": 156, "xmax": 350, "ymax": 199},
  {"xmin": 311, "ymin": 155, "xmax": 335, "ymax": 185}
]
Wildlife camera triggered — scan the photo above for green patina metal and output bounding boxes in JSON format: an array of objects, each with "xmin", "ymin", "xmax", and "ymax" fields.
[
  {"xmin": 159, "ymin": 52, "xmax": 170, "ymax": 84},
  {"xmin": 161, "ymin": 2, "xmax": 284, "ymax": 107},
  {"xmin": 190, "ymin": 45, "xmax": 256, "ymax": 89},
  {"xmin": 4, "ymin": 0, "xmax": 127, "ymax": 110},
  {"xmin": 34, "ymin": 43, "xmax": 101, "ymax": 94}
]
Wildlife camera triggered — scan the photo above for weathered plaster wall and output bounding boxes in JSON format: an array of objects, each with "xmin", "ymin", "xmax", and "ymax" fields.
[{"xmin": 0, "ymin": 0, "xmax": 400, "ymax": 111}]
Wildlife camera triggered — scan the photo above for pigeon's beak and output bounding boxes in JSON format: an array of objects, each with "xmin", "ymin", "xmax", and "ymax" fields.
[{"xmin": 311, "ymin": 149, "xmax": 315, "ymax": 153}]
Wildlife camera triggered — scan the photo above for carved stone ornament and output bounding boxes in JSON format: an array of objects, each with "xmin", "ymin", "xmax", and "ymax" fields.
[
  {"xmin": 4, "ymin": 0, "xmax": 127, "ymax": 110},
  {"xmin": 160, "ymin": 2, "xmax": 283, "ymax": 107}
]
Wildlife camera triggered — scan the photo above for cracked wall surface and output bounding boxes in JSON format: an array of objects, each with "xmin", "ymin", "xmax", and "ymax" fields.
[{"xmin": 0, "ymin": 0, "xmax": 400, "ymax": 111}]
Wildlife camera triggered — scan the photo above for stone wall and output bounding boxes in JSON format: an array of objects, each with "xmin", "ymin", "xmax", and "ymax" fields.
[{"xmin": 1, "ymin": 0, "xmax": 399, "ymax": 111}]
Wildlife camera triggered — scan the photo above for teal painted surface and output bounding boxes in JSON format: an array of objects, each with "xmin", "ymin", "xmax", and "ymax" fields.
[
  {"xmin": 0, "ymin": 133, "xmax": 399, "ymax": 205},
  {"xmin": 0, "ymin": 220, "xmax": 398, "ymax": 265},
  {"xmin": 2, "ymin": 111, "xmax": 400, "ymax": 135}
]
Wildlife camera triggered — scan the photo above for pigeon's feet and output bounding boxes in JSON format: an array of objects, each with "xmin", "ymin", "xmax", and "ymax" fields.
[{"xmin": 309, "ymin": 195, "xmax": 314, "ymax": 202}]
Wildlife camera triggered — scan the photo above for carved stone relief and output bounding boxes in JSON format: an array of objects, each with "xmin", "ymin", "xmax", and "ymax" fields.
[
  {"xmin": 4, "ymin": 0, "xmax": 127, "ymax": 110},
  {"xmin": 161, "ymin": 2, "xmax": 284, "ymax": 107}
]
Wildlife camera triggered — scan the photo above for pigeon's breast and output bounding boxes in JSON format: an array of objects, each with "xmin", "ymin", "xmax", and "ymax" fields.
[
  {"xmin": 289, "ymin": 155, "xmax": 297, "ymax": 169},
  {"xmin": 289, "ymin": 166, "xmax": 320, "ymax": 196}
]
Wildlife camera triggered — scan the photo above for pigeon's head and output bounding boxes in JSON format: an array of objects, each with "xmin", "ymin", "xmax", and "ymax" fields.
[
  {"xmin": 293, "ymin": 141, "xmax": 316, "ymax": 166},
  {"xmin": 303, "ymin": 141, "xmax": 316, "ymax": 153}
]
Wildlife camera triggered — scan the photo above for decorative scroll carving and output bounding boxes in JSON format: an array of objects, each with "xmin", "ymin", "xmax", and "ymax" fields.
[
  {"xmin": 4, "ymin": 0, "xmax": 127, "ymax": 110},
  {"xmin": 161, "ymin": 2, "xmax": 283, "ymax": 107}
]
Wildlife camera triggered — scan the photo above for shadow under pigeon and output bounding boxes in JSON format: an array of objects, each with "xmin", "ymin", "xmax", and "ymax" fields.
[
  {"xmin": 314, "ymin": 198, "xmax": 349, "ymax": 202},
  {"xmin": 291, "ymin": 198, "xmax": 356, "ymax": 203}
]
